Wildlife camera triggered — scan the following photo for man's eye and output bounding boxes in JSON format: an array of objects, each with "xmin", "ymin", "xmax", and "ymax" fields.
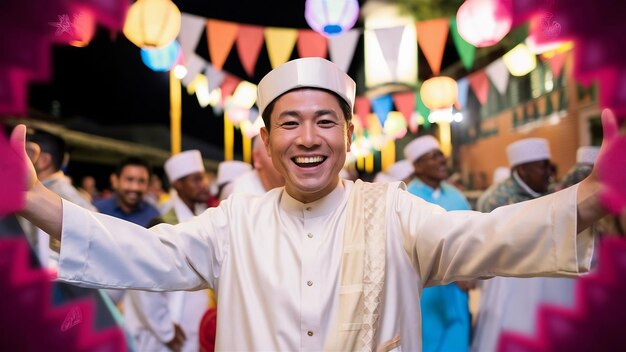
[
  {"xmin": 319, "ymin": 120, "xmax": 336, "ymax": 126},
  {"xmin": 281, "ymin": 121, "xmax": 298, "ymax": 127}
]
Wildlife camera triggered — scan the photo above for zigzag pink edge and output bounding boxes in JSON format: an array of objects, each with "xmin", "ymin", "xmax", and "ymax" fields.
[
  {"xmin": 497, "ymin": 237, "xmax": 626, "ymax": 352},
  {"xmin": 0, "ymin": 238, "xmax": 127, "ymax": 351}
]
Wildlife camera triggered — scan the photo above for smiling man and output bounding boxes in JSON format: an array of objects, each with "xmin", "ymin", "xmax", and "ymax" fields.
[{"xmin": 11, "ymin": 58, "xmax": 620, "ymax": 351}]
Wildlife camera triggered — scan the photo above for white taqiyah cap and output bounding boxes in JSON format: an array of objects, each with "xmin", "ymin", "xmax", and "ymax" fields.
[
  {"xmin": 256, "ymin": 57, "xmax": 356, "ymax": 115},
  {"xmin": 576, "ymin": 146, "xmax": 600, "ymax": 165},
  {"xmin": 493, "ymin": 166, "xmax": 511, "ymax": 183},
  {"xmin": 386, "ymin": 160, "xmax": 414, "ymax": 181},
  {"xmin": 403, "ymin": 135, "xmax": 441, "ymax": 163},
  {"xmin": 164, "ymin": 150, "xmax": 205, "ymax": 183},
  {"xmin": 506, "ymin": 138, "xmax": 551, "ymax": 167},
  {"xmin": 216, "ymin": 160, "xmax": 252, "ymax": 186}
]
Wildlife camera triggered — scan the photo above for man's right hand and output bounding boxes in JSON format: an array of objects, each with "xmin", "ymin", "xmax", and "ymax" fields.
[{"xmin": 165, "ymin": 323, "xmax": 187, "ymax": 352}]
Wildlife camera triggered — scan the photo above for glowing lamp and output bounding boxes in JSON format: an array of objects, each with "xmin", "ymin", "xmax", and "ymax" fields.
[
  {"xmin": 305, "ymin": 0, "xmax": 360, "ymax": 37},
  {"xmin": 456, "ymin": 0, "xmax": 512, "ymax": 48},
  {"xmin": 141, "ymin": 40, "xmax": 181, "ymax": 72},
  {"xmin": 503, "ymin": 44, "xmax": 537, "ymax": 76},
  {"xmin": 231, "ymin": 81, "xmax": 258, "ymax": 109},
  {"xmin": 123, "ymin": 0, "xmax": 181, "ymax": 48},
  {"xmin": 420, "ymin": 77, "xmax": 458, "ymax": 110},
  {"xmin": 383, "ymin": 111, "xmax": 407, "ymax": 139}
]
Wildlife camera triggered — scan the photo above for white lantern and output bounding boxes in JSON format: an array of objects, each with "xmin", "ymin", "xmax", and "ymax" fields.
[
  {"xmin": 503, "ymin": 44, "xmax": 537, "ymax": 76},
  {"xmin": 456, "ymin": 0, "xmax": 512, "ymax": 48},
  {"xmin": 305, "ymin": 0, "xmax": 360, "ymax": 37}
]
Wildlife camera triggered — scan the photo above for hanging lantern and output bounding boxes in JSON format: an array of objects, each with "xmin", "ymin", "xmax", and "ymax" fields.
[
  {"xmin": 305, "ymin": 0, "xmax": 360, "ymax": 37},
  {"xmin": 231, "ymin": 81, "xmax": 258, "ymax": 109},
  {"xmin": 503, "ymin": 44, "xmax": 537, "ymax": 76},
  {"xmin": 456, "ymin": 0, "xmax": 512, "ymax": 48},
  {"xmin": 420, "ymin": 77, "xmax": 458, "ymax": 110},
  {"xmin": 123, "ymin": 0, "xmax": 181, "ymax": 48},
  {"xmin": 141, "ymin": 40, "xmax": 181, "ymax": 72}
]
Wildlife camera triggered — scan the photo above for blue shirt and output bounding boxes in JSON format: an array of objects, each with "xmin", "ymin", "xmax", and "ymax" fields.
[
  {"xmin": 95, "ymin": 196, "xmax": 160, "ymax": 227},
  {"xmin": 407, "ymin": 178, "xmax": 471, "ymax": 352}
]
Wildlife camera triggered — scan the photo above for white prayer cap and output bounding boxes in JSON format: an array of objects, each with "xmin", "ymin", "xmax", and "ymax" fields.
[
  {"xmin": 506, "ymin": 138, "xmax": 551, "ymax": 167},
  {"xmin": 164, "ymin": 150, "xmax": 205, "ymax": 183},
  {"xmin": 256, "ymin": 57, "xmax": 356, "ymax": 115},
  {"xmin": 576, "ymin": 146, "xmax": 600, "ymax": 165},
  {"xmin": 216, "ymin": 160, "xmax": 252, "ymax": 186},
  {"xmin": 403, "ymin": 135, "xmax": 441, "ymax": 163},
  {"xmin": 493, "ymin": 166, "xmax": 511, "ymax": 183},
  {"xmin": 386, "ymin": 160, "xmax": 414, "ymax": 181}
]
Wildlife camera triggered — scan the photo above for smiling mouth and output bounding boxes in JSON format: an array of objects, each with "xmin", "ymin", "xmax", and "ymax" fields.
[{"xmin": 293, "ymin": 156, "xmax": 326, "ymax": 168}]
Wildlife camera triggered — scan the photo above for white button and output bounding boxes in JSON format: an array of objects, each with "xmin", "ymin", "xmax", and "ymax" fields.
[
  {"xmin": 307, "ymin": 233, "xmax": 313, "ymax": 238},
  {"xmin": 307, "ymin": 281, "xmax": 313, "ymax": 286}
]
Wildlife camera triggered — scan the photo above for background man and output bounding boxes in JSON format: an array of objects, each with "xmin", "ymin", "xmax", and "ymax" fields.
[
  {"xmin": 404, "ymin": 135, "xmax": 472, "ymax": 352},
  {"xmin": 472, "ymin": 138, "xmax": 576, "ymax": 352},
  {"xmin": 231, "ymin": 136, "xmax": 285, "ymax": 195}
]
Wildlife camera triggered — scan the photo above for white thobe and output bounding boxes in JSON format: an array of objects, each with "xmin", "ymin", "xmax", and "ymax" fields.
[{"xmin": 57, "ymin": 180, "xmax": 593, "ymax": 351}]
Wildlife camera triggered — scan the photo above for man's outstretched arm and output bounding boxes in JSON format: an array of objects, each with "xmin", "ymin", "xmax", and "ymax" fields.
[{"xmin": 12, "ymin": 124, "xmax": 63, "ymax": 240}]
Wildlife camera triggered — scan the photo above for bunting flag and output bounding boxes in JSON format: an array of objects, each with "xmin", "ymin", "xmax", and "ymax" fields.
[
  {"xmin": 236, "ymin": 24, "xmax": 265, "ymax": 77},
  {"xmin": 456, "ymin": 77, "xmax": 469, "ymax": 108},
  {"xmin": 468, "ymin": 70, "xmax": 490, "ymax": 105},
  {"xmin": 547, "ymin": 52, "xmax": 568, "ymax": 77},
  {"xmin": 450, "ymin": 17, "xmax": 476, "ymax": 70},
  {"xmin": 373, "ymin": 26, "xmax": 407, "ymax": 80},
  {"xmin": 182, "ymin": 54, "xmax": 208, "ymax": 87},
  {"xmin": 329, "ymin": 29, "xmax": 361, "ymax": 73},
  {"xmin": 207, "ymin": 19, "xmax": 239, "ymax": 71},
  {"xmin": 264, "ymin": 27, "xmax": 298, "ymax": 68},
  {"xmin": 179, "ymin": 13, "xmax": 206, "ymax": 62},
  {"xmin": 485, "ymin": 58, "xmax": 510, "ymax": 95},
  {"xmin": 371, "ymin": 95, "xmax": 394, "ymax": 126},
  {"xmin": 205, "ymin": 65, "xmax": 225, "ymax": 92},
  {"xmin": 366, "ymin": 113, "xmax": 383, "ymax": 135},
  {"xmin": 392, "ymin": 91, "xmax": 416, "ymax": 126},
  {"xmin": 297, "ymin": 30, "xmax": 328, "ymax": 58},
  {"xmin": 354, "ymin": 96, "xmax": 371, "ymax": 129},
  {"xmin": 220, "ymin": 74, "xmax": 241, "ymax": 105},
  {"xmin": 416, "ymin": 18, "xmax": 450, "ymax": 75}
]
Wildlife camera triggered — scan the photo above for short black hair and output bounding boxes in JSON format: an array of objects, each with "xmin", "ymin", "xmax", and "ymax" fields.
[
  {"xmin": 261, "ymin": 88, "xmax": 352, "ymax": 132},
  {"xmin": 27, "ymin": 131, "xmax": 66, "ymax": 171},
  {"xmin": 115, "ymin": 156, "xmax": 152, "ymax": 177}
]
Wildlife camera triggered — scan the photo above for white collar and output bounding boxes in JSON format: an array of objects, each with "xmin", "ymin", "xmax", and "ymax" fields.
[{"xmin": 512, "ymin": 170, "xmax": 541, "ymax": 198}]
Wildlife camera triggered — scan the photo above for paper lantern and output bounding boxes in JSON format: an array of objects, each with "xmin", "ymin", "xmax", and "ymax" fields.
[
  {"xmin": 456, "ymin": 0, "xmax": 512, "ymax": 48},
  {"xmin": 123, "ymin": 0, "xmax": 181, "ymax": 48},
  {"xmin": 503, "ymin": 44, "xmax": 537, "ymax": 76},
  {"xmin": 231, "ymin": 81, "xmax": 258, "ymax": 109},
  {"xmin": 420, "ymin": 77, "xmax": 458, "ymax": 110},
  {"xmin": 140, "ymin": 40, "xmax": 181, "ymax": 72},
  {"xmin": 305, "ymin": 0, "xmax": 360, "ymax": 37}
]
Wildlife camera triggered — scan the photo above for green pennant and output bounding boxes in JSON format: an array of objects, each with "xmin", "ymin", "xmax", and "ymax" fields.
[
  {"xmin": 450, "ymin": 17, "xmax": 476, "ymax": 70},
  {"xmin": 416, "ymin": 91, "xmax": 431, "ymax": 130}
]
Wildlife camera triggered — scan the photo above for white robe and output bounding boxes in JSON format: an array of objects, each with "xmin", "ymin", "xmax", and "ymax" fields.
[{"xmin": 57, "ymin": 180, "xmax": 593, "ymax": 351}]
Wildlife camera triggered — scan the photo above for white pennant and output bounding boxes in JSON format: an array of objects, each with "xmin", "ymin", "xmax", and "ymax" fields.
[
  {"xmin": 328, "ymin": 29, "xmax": 362, "ymax": 73},
  {"xmin": 179, "ymin": 13, "xmax": 206, "ymax": 61},
  {"xmin": 373, "ymin": 25, "xmax": 406, "ymax": 80},
  {"xmin": 485, "ymin": 58, "xmax": 510, "ymax": 95},
  {"xmin": 205, "ymin": 65, "xmax": 225, "ymax": 92},
  {"xmin": 182, "ymin": 54, "xmax": 208, "ymax": 87}
]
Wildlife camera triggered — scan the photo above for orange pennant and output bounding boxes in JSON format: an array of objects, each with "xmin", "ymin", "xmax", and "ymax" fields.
[
  {"xmin": 468, "ymin": 70, "xmax": 490, "ymax": 105},
  {"xmin": 207, "ymin": 19, "xmax": 239, "ymax": 71},
  {"xmin": 220, "ymin": 74, "xmax": 241, "ymax": 105},
  {"xmin": 547, "ymin": 52, "xmax": 568, "ymax": 77},
  {"xmin": 297, "ymin": 30, "xmax": 328, "ymax": 58},
  {"xmin": 355, "ymin": 97, "xmax": 371, "ymax": 129},
  {"xmin": 236, "ymin": 24, "xmax": 265, "ymax": 77},
  {"xmin": 416, "ymin": 19, "xmax": 450, "ymax": 75},
  {"xmin": 392, "ymin": 92, "xmax": 416, "ymax": 125}
]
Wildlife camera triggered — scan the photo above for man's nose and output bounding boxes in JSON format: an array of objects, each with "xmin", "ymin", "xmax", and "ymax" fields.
[{"xmin": 298, "ymin": 123, "xmax": 319, "ymax": 147}]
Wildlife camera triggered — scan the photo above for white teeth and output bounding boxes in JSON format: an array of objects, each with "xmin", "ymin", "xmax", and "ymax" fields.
[{"xmin": 295, "ymin": 156, "xmax": 324, "ymax": 164}]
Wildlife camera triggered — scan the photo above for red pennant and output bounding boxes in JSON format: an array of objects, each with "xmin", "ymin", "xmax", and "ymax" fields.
[
  {"xmin": 297, "ymin": 30, "xmax": 328, "ymax": 58},
  {"xmin": 236, "ymin": 24, "xmax": 265, "ymax": 77},
  {"xmin": 220, "ymin": 74, "xmax": 241, "ymax": 105},
  {"xmin": 207, "ymin": 19, "xmax": 239, "ymax": 71},
  {"xmin": 392, "ymin": 92, "xmax": 416, "ymax": 126},
  {"xmin": 468, "ymin": 70, "xmax": 490, "ymax": 105},
  {"xmin": 548, "ymin": 52, "xmax": 568, "ymax": 77},
  {"xmin": 354, "ymin": 97, "xmax": 371, "ymax": 129}
]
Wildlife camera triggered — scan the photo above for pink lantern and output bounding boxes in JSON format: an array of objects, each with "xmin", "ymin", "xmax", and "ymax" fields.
[
  {"xmin": 456, "ymin": 0, "xmax": 513, "ymax": 48},
  {"xmin": 305, "ymin": 0, "xmax": 360, "ymax": 37}
]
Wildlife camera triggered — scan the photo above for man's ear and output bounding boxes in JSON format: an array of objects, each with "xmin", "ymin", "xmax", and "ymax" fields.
[
  {"xmin": 346, "ymin": 122, "xmax": 354, "ymax": 152},
  {"xmin": 110, "ymin": 173, "xmax": 118, "ymax": 190},
  {"xmin": 260, "ymin": 127, "xmax": 270, "ymax": 154}
]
